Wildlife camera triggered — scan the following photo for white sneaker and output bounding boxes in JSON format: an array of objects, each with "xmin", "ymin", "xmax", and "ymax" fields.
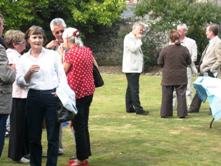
[
  {"xmin": 5, "ymin": 131, "xmax": 9, "ymax": 137},
  {"xmin": 58, "ymin": 148, "xmax": 64, "ymax": 155},
  {"xmin": 20, "ymin": 157, "xmax": 30, "ymax": 163}
]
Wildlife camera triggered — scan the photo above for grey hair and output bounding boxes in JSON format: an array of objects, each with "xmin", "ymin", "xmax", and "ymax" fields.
[
  {"xmin": 50, "ymin": 18, "xmax": 66, "ymax": 31},
  {"xmin": 132, "ymin": 22, "xmax": 145, "ymax": 30},
  {"xmin": 69, "ymin": 36, "xmax": 84, "ymax": 47},
  {"xmin": 62, "ymin": 27, "xmax": 84, "ymax": 47},
  {"xmin": 177, "ymin": 23, "xmax": 188, "ymax": 33}
]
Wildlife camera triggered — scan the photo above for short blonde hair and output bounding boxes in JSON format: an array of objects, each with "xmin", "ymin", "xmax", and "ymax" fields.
[{"xmin": 4, "ymin": 30, "xmax": 25, "ymax": 48}]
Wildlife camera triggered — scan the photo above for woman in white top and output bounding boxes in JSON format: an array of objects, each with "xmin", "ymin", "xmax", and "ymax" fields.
[
  {"xmin": 16, "ymin": 25, "xmax": 67, "ymax": 166},
  {"xmin": 4, "ymin": 30, "xmax": 30, "ymax": 163}
]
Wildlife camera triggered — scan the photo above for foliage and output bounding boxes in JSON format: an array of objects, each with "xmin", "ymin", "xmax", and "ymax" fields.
[
  {"xmin": 0, "ymin": 0, "xmax": 125, "ymax": 37},
  {"xmin": 0, "ymin": 1, "xmax": 35, "ymax": 30},
  {"xmin": 135, "ymin": 0, "xmax": 221, "ymax": 62},
  {"xmin": 69, "ymin": 0, "xmax": 125, "ymax": 32}
]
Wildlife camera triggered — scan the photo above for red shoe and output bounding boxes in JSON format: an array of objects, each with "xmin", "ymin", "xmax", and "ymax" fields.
[
  {"xmin": 83, "ymin": 160, "xmax": 89, "ymax": 166},
  {"xmin": 69, "ymin": 159, "xmax": 89, "ymax": 166},
  {"xmin": 69, "ymin": 159, "xmax": 76, "ymax": 166}
]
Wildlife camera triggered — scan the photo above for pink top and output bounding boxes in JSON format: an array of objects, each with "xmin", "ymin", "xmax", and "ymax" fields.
[{"xmin": 6, "ymin": 48, "xmax": 28, "ymax": 98}]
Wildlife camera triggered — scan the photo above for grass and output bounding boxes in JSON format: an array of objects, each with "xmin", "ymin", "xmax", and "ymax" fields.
[{"xmin": 1, "ymin": 73, "xmax": 221, "ymax": 166}]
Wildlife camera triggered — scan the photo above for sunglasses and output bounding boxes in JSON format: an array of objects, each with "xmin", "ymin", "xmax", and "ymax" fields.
[{"xmin": 54, "ymin": 29, "xmax": 64, "ymax": 35}]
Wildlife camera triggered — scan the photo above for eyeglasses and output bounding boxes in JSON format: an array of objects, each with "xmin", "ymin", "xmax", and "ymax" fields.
[
  {"xmin": 16, "ymin": 41, "xmax": 26, "ymax": 45},
  {"xmin": 54, "ymin": 29, "xmax": 64, "ymax": 35}
]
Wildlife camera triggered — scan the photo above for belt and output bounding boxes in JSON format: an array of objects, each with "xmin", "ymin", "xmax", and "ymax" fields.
[{"xmin": 29, "ymin": 88, "xmax": 56, "ymax": 93}]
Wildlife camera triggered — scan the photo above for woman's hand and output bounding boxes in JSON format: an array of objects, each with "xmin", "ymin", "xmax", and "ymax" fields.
[
  {"xmin": 24, "ymin": 64, "xmax": 40, "ymax": 82},
  {"xmin": 29, "ymin": 64, "xmax": 40, "ymax": 73}
]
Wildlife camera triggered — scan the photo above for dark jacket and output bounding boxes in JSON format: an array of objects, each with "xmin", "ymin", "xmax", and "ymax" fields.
[{"xmin": 158, "ymin": 44, "xmax": 191, "ymax": 85}]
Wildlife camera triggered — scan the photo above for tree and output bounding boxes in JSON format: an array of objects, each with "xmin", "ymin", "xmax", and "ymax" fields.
[
  {"xmin": 135, "ymin": 0, "xmax": 221, "ymax": 62},
  {"xmin": 0, "ymin": 0, "xmax": 125, "ymax": 35},
  {"xmin": 69, "ymin": 0, "xmax": 125, "ymax": 32}
]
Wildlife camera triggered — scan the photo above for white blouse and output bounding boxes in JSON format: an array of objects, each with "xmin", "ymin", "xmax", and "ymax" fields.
[{"xmin": 16, "ymin": 47, "xmax": 67, "ymax": 91}]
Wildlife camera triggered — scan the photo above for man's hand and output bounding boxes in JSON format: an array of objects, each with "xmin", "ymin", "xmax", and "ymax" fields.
[{"xmin": 46, "ymin": 40, "xmax": 59, "ymax": 49}]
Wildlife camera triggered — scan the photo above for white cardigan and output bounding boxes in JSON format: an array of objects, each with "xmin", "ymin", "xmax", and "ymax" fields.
[{"xmin": 122, "ymin": 32, "xmax": 144, "ymax": 73}]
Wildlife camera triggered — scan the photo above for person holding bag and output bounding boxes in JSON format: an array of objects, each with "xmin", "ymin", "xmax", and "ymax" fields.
[{"xmin": 63, "ymin": 27, "xmax": 95, "ymax": 166}]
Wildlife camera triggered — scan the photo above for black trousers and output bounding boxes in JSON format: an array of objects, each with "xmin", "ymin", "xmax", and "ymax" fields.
[
  {"xmin": 8, "ymin": 98, "xmax": 29, "ymax": 161},
  {"xmin": 189, "ymin": 71, "xmax": 215, "ymax": 112},
  {"xmin": 125, "ymin": 73, "xmax": 143, "ymax": 112},
  {"xmin": 26, "ymin": 89, "xmax": 60, "ymax": 166},
  {"xmin": 161, "ymin": 84, "xmax": 187, "ymax": 118},
  {"xmin": 72, "ymin": 95, "xmax": 93, "ymax": 161},
  {"xmin": 0, "ymin": 114, "xmax": 8, "ymax": 157}
]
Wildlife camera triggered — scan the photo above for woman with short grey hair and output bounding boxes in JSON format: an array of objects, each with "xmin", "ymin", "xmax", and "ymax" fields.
[
  {"xmin": 4, "ymin": 29, "xmax": 30, "ymax": 163},
  {"xmin": 63, "ymin": 27, "xmax": 95, "ymax": 166}
]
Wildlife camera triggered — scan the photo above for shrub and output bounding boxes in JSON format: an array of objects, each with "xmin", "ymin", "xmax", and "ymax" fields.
[{"xmin": 135, "ymin": 0, "xmax": 221, "ymax": 65}]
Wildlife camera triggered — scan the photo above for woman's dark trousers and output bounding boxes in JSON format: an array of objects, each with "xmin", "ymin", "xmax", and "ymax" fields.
[
  {"xmin": 161, "ymin": 84, "xmax": 187, "ymax": 118},
  {"xmin": 26, "ymin": 89, "xmax": 60, "ymax": 166},
  {"xmin": 72, "ymin": 95, "xmax": 93, "ymax": 161}
]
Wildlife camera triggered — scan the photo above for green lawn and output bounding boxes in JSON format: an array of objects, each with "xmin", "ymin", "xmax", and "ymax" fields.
[{"xmin": 1, "ymin": 74, "xmax": 221, "ymax": 166}]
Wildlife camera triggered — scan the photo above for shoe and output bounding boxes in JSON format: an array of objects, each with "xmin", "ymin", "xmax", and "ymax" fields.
[
  {"xmin": 136, "ymin": 110, "xmax": 149, "ymax": 115},
  {"xmin": 126, "ymin": 106, "xmax": 136, "ymax": 113},
  {"xmin": 20, "ymin": 157, "xmax": 30, "ymax": 163},
  {"xmin": 5, "ymin": 130, "xmax": 9, "ymax": 137},
  {"xmin": 69, "ymin": 159, "xmax": 88, "ymax": 166},
  {"xmin": 58, "ymin": 148, "xmax": 64, "ymax": 155},
  {"xmin": 23, "ymin": 154, "xmax": 30, "ymax": 159},
  {"xmin": 69, "ymin": 159, "xmax": 76, "ymax": 165},
  {"xmin": 126, "ymin": 110, "xmax": 136, "ymax": 113}
]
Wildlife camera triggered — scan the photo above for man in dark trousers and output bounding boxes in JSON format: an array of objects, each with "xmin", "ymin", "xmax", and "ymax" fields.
[
  {"xmin": 122, "ymin": 22, "xmax": 149, "ymax": 115},
  {"xmin": 189, "ymin": 24, "xmax": 221, "ymax": 113}
]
